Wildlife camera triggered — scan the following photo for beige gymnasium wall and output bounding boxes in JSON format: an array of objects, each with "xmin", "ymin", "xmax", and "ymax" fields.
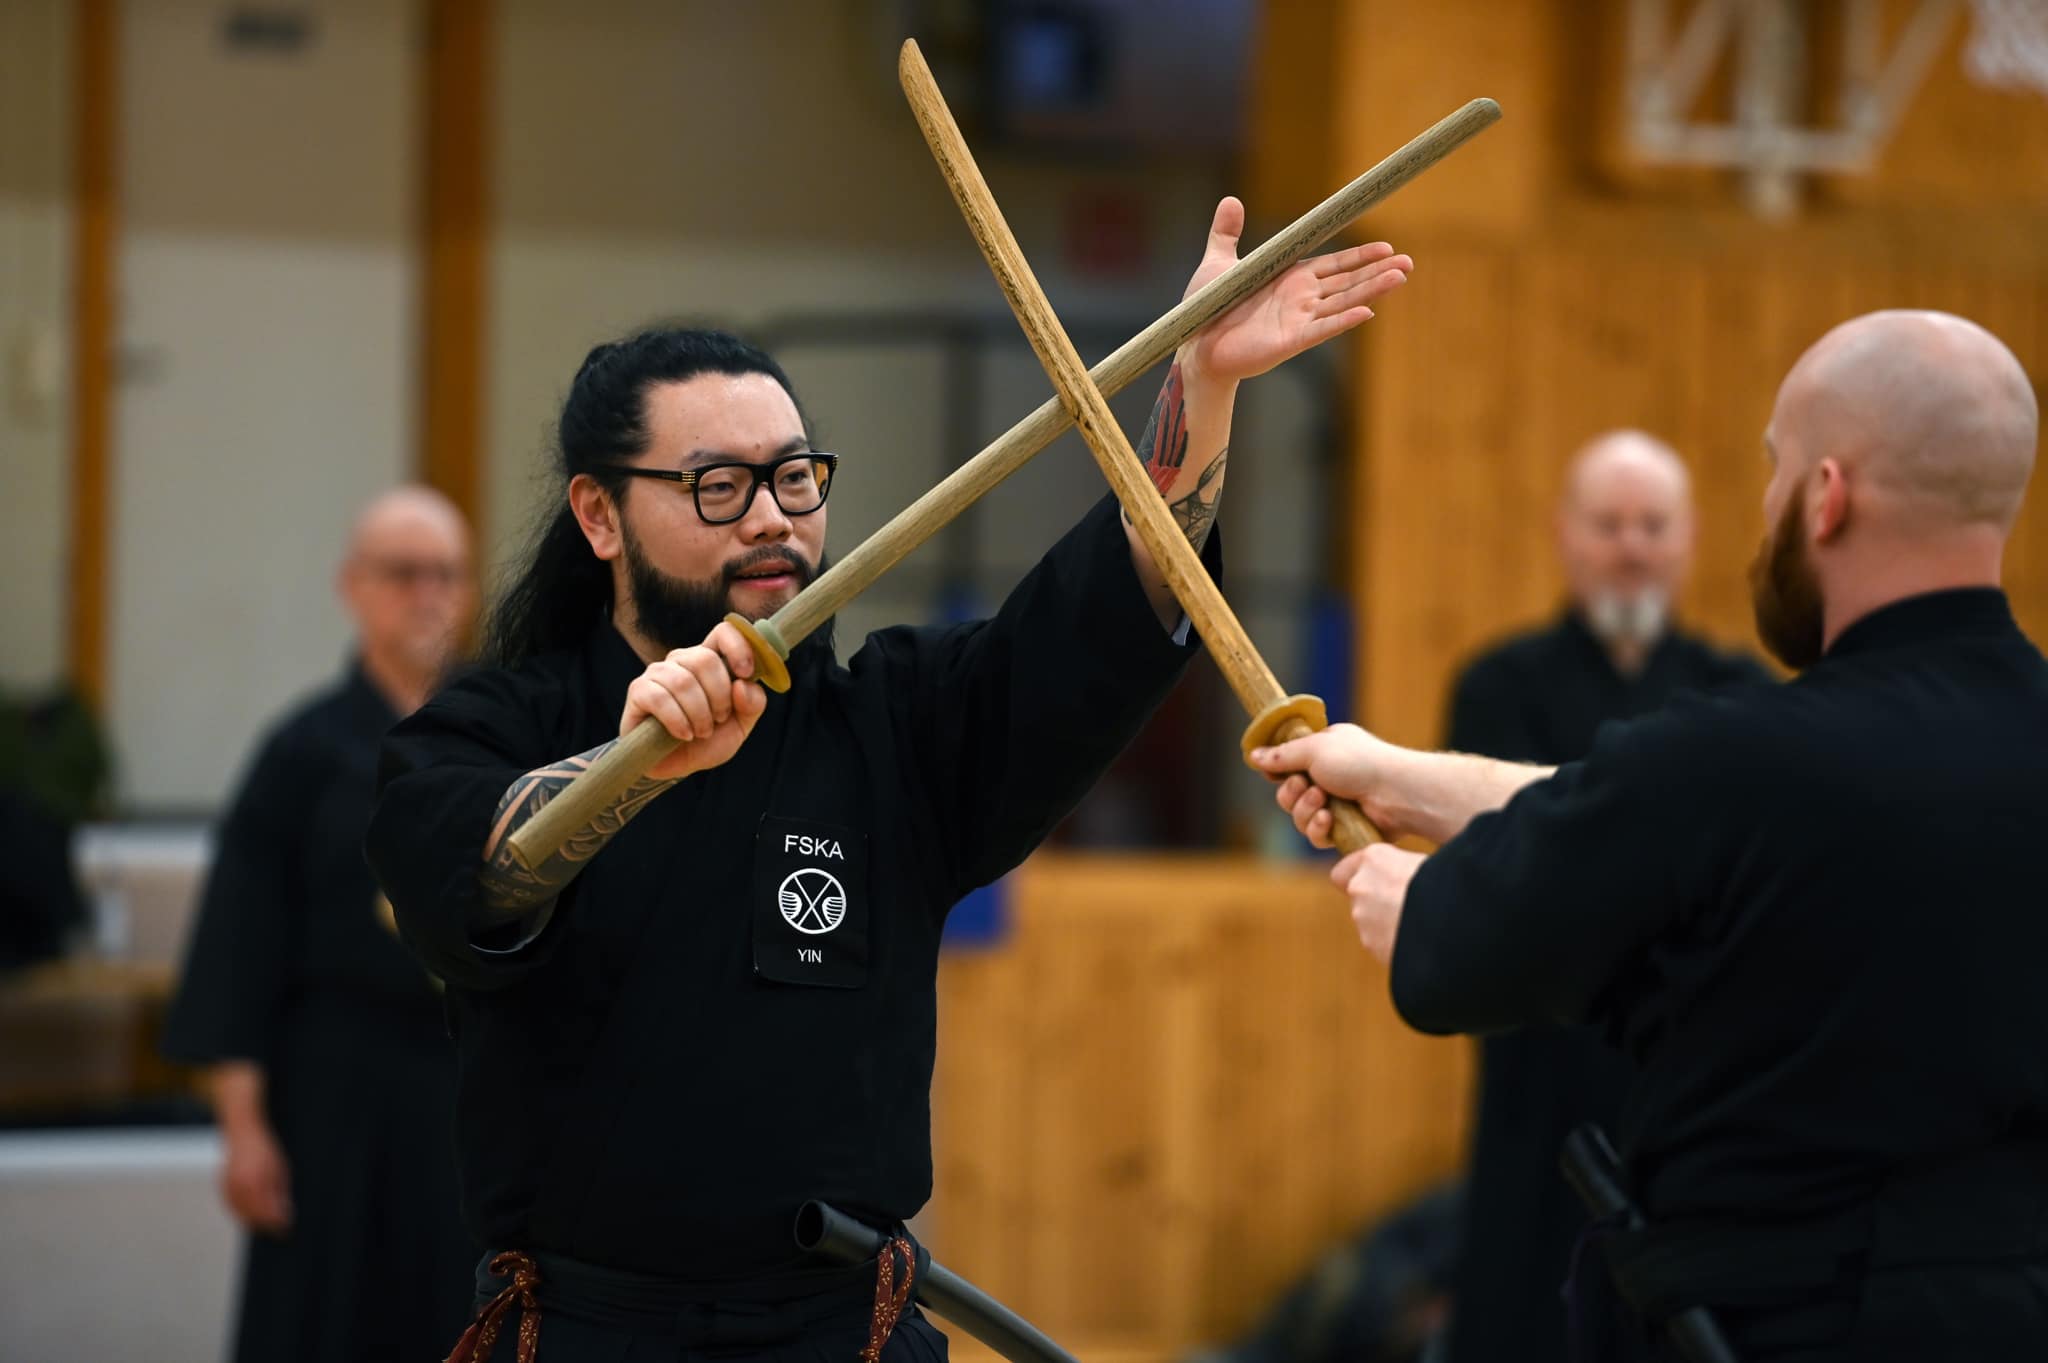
[
  {"xmin": 99, "ymin": 0, "xmax": 420, "ymax": 808},
  {"xmin": 0, "ymin": 0, "xmax": 76, "ymax": 692}
]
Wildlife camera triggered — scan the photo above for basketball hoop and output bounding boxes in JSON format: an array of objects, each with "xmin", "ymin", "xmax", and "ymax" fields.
[{"xmin": 1965, "ymin": 0, "xmax": 2048, "ymax": 95}]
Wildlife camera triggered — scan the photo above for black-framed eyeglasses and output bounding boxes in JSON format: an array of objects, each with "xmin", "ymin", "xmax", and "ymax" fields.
[{"xmin": 603, "ymin": 452, "xmax": 838, "ymax": 525}]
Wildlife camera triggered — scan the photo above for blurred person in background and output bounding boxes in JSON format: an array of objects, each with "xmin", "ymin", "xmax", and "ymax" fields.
[
  {"xmin": 1436, "ymin": 432, "xmax": 1769, "ymax": 1363},
  {"xmin": 0, "ymin": 686, "xmax": 110, "ymax": 971},
  {"xmin": 1261, "ymin": 309, "xmax": 2048, "ymax": 1361},
  {"xmin": 368, "ymin": 200, "xmax": 1410, "ymax": 1362},
  {"xmin": 164, "ymin": 486, "xmax": 478, "ymax": 1363}
]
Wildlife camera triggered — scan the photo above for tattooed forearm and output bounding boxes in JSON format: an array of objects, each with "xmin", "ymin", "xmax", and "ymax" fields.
[
  {"xmin": 1136, "ymin": 361, "xmax": 1189, "ymax": 494},
  {"xmin": 1121, "ymin": 360, "xmax": 1230, "ymax": 630},
  {"xmin": 1169, "ymin": 446, "xmax": 1227, "ymax": 551},
  {"xmin": 475, "ymin": 740, "xmax": 677, "ymax": 921}
]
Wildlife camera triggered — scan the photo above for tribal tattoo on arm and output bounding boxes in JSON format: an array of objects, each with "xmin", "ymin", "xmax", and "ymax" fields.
[
  {"xmin": 476, "ymin": 740, "xmax": 677, "ymax": 919},
  {"xmin": 1126, "ymin": 360, "xmax": 1227, "ymax": 553}
]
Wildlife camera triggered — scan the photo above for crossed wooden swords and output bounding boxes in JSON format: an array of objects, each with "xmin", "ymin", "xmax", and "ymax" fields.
[{"xmin": 510, "ymin": 41, "xmax": 1496, "ymax": 876}]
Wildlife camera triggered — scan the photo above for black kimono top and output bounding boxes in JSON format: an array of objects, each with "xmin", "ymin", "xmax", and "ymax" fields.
[
  {"xmin": 1447, "ymin": 610, "xmax": 1772, "ymax": 766},
  {"xmin": 165, "ymin": 664, "xmax": 445, "ymax": 1071},
  {"xmin": 1396, "ymin": 589, "xmax": 2048, "ymax": 1226},
  {"xmin": 366, "ymin": 496, "xmax": 1217, "ymax": 1276}
]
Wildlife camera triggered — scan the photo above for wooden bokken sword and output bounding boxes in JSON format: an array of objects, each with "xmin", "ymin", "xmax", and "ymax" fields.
[
  {"xmin": 506, "ymin": 88, "xmax": 1499, "ymax": 871},
  {"xmin": 899, "ymin": 38, "xmax": 1409, "ymax": 854}
]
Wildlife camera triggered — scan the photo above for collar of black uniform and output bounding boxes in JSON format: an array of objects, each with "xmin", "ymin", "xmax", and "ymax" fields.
[
  {"xmin": 1557, "ymin": 605, "xmax": 1678, "ymax": 681},
  {"xmin": 591, "ymin": 617, "xmax": 648, "ymax": 700},
  {"xmin": 1823, "ymin": 586, "xmax": 2016, "ymax": 661},
  {"xmin": 342, "ymin": 655, "xmax": 402, "ymax": 726}
]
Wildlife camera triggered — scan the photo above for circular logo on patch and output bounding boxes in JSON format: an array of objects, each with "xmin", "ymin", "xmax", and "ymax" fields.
[{"xmin": 778, "ymin": 868, "xmax": 848, "ymax": 935}]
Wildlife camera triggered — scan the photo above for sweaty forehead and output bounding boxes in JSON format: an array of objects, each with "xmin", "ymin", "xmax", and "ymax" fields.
[{"xmin": 642, "ymin": 372, "xmax": 805, "ymax": 464}]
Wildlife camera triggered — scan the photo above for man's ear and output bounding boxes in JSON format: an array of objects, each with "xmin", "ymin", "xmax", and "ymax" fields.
[
  {"xmin": 1812, "ymin": 458, "xmax": 1850, "ymax": 544},
  {"xmin": 569, "ymin": 475, "xmax": 624, "ymax": 562}
]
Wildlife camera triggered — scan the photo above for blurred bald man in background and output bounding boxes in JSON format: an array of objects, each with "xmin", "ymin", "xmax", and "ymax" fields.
[
  {"xmin": 165, "ymin": 487, "xmax": 478, "ymax": 1363},
  {"xmin": 1439, "ymin": 431, "xmax": 1770, "ymax": 1363}
]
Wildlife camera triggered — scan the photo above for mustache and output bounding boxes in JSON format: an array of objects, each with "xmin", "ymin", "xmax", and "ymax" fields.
[{"xmin": 722, "ymin": 546, "xmax": 817, "ymax": 587}]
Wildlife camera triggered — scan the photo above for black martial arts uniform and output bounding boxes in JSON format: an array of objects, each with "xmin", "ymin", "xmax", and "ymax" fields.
[
  {"xmin": 1440, "ymin": 612, "xmax": 1768, "ymax": 1363},
  {"xmin": 366, "ymin": 497, "xmax": 1217, "ymax": 1360},
  {"xmin": 1396, "ymin": 590, "xmax": 2048, "ymax": 1362},
  {"xmin": 163, "ymin": 664, "xmax": 474, "ymax": 1363}
]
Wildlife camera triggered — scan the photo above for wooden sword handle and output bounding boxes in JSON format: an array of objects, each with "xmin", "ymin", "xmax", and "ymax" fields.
[
  {"xmin": 505, "ymin": 717, "xmax": 679, "ymax": 872},
  {"xmin": 1270, "ymin": 717, "xmax": 1382, "ymax": 854},
  {"xmin": 1242, "ymin": 696, "xmax": 1383, "ymax": 852},
  {"xmin": 504, "ymin": 612, "xmax": 793, "ymax": 870}
]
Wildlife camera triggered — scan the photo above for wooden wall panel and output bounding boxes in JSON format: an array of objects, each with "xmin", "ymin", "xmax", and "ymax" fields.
[
  {"xmin": 66, "ymin": 0, "xmax": 115, "ymax": 707},
  {"xmin": 1354, "ymin": 225, "xmax": 2048, "ymax": 745},
  {"xmin": 1327, "ymin": 7, "xmax": 2048, "ymax": 746},
  {"xmin": 931, "ymin": 856, "xmax": 1473, "ymax": 1350},
  {"xmin": 419, "ymin": 0, "xmax": 490, "ymax": 537}
]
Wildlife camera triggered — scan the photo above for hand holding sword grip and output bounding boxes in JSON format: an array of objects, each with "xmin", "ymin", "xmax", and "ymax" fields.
[
  {"xmin": 1270, "ymin": 716, "xmax": 1384, "ymax": 854},
  {"xmin": 502, "ymin": 614, "xmax": 792, "ymax": 870},
  {"xmin": 1240, "ymin": 695, "xmax": 1384, "ymax": 853},
  {"xmin": 723, "ymin": 612, "xmax": 793, "ymax": 694}
]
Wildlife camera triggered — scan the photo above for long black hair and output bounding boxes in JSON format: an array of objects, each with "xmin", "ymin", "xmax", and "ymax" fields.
[{"xmin": 483, "ymin": 327, "xmax": 809, "ymax": 666}]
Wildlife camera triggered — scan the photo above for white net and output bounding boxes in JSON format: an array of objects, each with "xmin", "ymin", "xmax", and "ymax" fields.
[{"xmin": 1965, "ymin": 0, "xmax": 2048, "ymax": 94}]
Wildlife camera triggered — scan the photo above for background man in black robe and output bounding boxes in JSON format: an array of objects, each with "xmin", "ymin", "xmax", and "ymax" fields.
[
  {"xmin": 165, "ymin": 486, "xmax": 479, "ymax": 1363},
  {"xmin": 1258, "ymin": 309, "xmax": 2047, "ymax": 1361},
  {"xmin": 367, "ymin": 200, "xmax": 1413, "ymax": 1363},
  {"xmin": 1441, "ymin": 431, "xmax": 1769, "ymax": 1363}
]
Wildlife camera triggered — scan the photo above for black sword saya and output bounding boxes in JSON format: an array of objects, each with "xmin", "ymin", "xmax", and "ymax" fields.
[
  {"xmin": 797, "ymin": 1201, "xmax": 1080, "ymax": 1363},
  {"xmin": 1561, "ymin": 1124, "xmax": 1744, "ymax": 1363}
]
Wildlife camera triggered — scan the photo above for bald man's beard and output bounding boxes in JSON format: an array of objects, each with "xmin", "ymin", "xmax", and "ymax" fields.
[
  {"xmin": 620, "ymin": 519, "xmax": 819, "ymax": 654},
  {"xmin": 1584, "ymin": 589, "xmax": 1668, "ymax": 650},
  {"xmin": 1748, "ymin": 485, "xmax": 1826, "ymax": 669}
]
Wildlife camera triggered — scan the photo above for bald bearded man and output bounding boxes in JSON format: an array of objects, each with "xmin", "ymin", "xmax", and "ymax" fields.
[
  {"xmin": 165, "ymin": 487, "xmax": 479, "ymax": 1363},
  {"xmin": 1441, "ymin": 432, "xmax": 1768, "ymax": 1363},
  {"xmin": 1256, "ymin": 311, "xmax": 2048, "ymax": 1361}
]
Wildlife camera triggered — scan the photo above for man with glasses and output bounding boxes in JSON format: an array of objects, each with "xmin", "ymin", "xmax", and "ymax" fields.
[
  {"xmin": 367, "ymin": 199, "xmax": 1412, "ymax": 1361},
  {"xmin": 165, "ymin": 485, "xmax": 478, "ymax": 1363}
]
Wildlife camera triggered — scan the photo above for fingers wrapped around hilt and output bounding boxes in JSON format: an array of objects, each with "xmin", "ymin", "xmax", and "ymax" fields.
[
  {"xmin": 1241, "ymin": 693, "xmax": 1384, "ymax": 852},
  {"xmin": 722, "ymin": 612, "xmax": 793, "ymax": 694}
]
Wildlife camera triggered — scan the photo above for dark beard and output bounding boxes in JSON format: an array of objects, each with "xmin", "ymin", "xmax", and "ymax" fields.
[
  {"xmin": 1748, "ymin": 483, "xmax": 1826, "ymax": 669},
  {"xmin": 621, "ymin": 521, "xmax": 828, "ymax": 656}
]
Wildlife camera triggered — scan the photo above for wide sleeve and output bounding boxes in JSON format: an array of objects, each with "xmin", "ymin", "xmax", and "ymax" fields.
[
  {"xmin": 1390, "ymin": 704, "xmax": 1720, "ymax": 1037},
  {"xmin": 856, "ymin": 493, "xmax": 1220, "ymax": 899},
  {"xmin": 161, "ymin": 727, "xmax": 305, "ymax": 1065},
  {"xmin": 365, "ymin": 667, "xmax": 565, "ymax": 991}
]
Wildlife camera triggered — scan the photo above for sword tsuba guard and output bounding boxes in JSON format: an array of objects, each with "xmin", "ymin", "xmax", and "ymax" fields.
[
  {"xmin": 1240, "ymin": 693, "xmax": 1331, "ymax": 763},
  {"xmin": 724, "ymin": 612, "xmax": 793, "ymax": 693}
]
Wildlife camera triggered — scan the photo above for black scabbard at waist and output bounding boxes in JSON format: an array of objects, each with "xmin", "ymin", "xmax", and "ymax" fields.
[
  {"xmin": 798, "ymin": 1200, "xmax": 1083, "ymax": 1363},
  {"xmin": 1604, "ymin": 1138, "xmax": 2048, "ymax": 1323}
]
